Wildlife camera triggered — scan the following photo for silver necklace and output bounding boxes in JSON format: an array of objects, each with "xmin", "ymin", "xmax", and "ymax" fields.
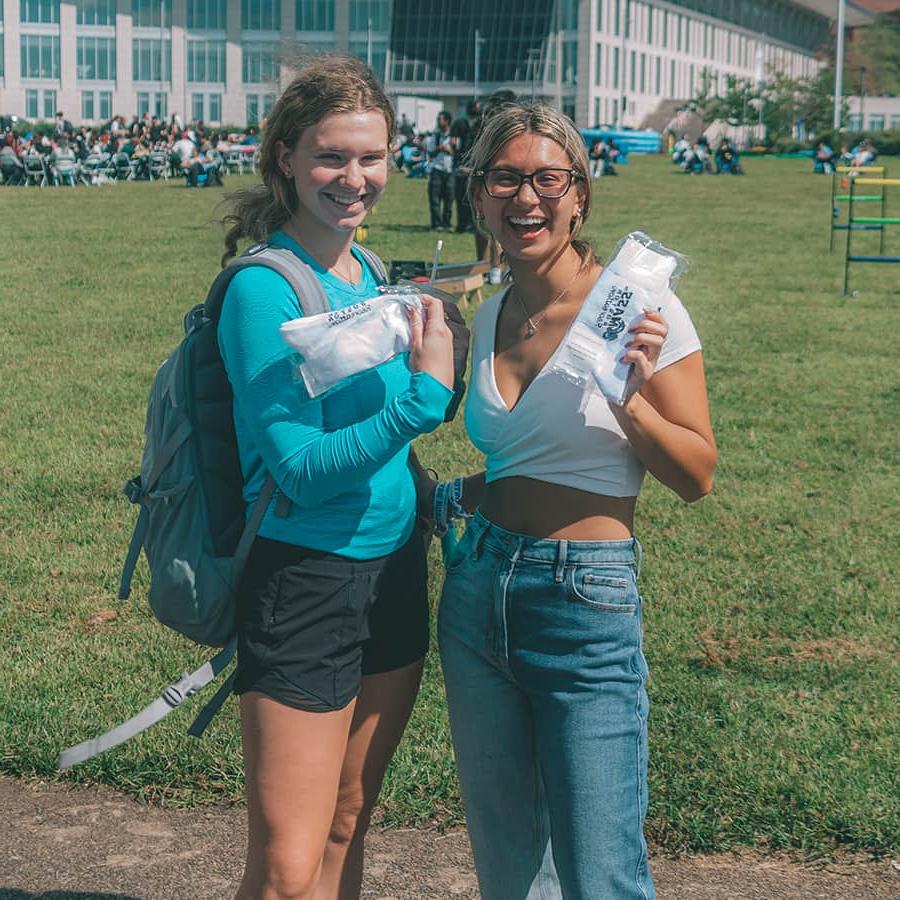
[{"xmin": 512, "ymin": 268, "xmax": 582, "ymax": 339}]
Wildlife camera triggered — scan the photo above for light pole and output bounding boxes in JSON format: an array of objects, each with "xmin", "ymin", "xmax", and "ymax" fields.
[
  {"xmin": 473, "ymin": 29, "xmax": 485, "ymax": 101},
  {"xmin": 367, "ymin": 18, "xmax": 373, "ymax": 69},
  {"xmin": 858, "ymin": 65, "xmax": 866, "ymax": 131},
  {"xmin": 526, "ymin": 48, "xmax": 541, "ymax": 102},
  {"xmin": 160, "ymin": 0, "xmax": 165, "ymax": 120},
  {"xmin": 755, "ymin": 39, "xmax": 766, "ymax": 144},
  {"xmin": 833, "ymin": 0, "xmax": 846, "ymax": 131}
]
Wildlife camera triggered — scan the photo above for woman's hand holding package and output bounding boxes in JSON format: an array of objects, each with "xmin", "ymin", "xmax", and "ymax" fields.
[
  {"xmin": 619, "ymin": 309, "xmax": 668, "ymax": 405},
  {"xmin": 409, "ymin": 294, "xmax": 455, "ymax": 390}
]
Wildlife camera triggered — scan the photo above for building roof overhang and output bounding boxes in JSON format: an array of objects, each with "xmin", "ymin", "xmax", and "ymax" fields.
[{"xmin": 787, "ymin": 0, "xmax": 877, "ymax": 26}]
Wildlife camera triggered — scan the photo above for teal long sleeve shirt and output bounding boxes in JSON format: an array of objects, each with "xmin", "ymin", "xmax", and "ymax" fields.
[{"xmin": 218, "ymin": 231, "xmax": 452, "ymax": 559}]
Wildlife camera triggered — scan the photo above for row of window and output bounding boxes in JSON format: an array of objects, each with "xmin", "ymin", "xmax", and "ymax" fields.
[
  {"xmin": 22, "ymin": 85, "xmax": 274, "ymax": 125},
  {"xmin": 10, "ymin": 0, "xmax": 382, "ymax": 31},
  {"xmin": 17, "ymin": 35, "xmax": 294, "ymax": 84},
  {"xmin": 592, "ymin": 40, "xmax": 816, "ymax": 99},
  {"xmin": 847, "ymin": 113, "xmax": 900, "ymax": 132},
  {"xmin": 595, "ymin": 0, "xmax": 809, "ymax": 73},
  {"xmin": 595, "ymin": 0, "xmax": 827, "ymax": 56}
]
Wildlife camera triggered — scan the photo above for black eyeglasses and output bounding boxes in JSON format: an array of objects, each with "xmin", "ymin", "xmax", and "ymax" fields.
[{"xmin": 475, "ymin": 167, "xmax": 582, "ymax": 199}]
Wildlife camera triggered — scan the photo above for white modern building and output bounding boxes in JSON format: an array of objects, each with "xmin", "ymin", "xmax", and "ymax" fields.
[
  {"xmin": 0, "ymin": 1, "xmax": 876, "ymax": 129},
  {"xmin": 846, "ymin": 95, "xmax": 900, "ymax": 132}
]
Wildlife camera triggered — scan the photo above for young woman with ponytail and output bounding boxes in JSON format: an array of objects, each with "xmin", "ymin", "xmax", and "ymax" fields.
[{"xmin": 218, "ymin": 56, "xmax": 455, "ymax": 899}]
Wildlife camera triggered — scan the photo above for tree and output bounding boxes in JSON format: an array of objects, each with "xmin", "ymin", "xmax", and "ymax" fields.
[
  {"xmin": 846, "ymin": 14, "xmax": 900, "ymax": 96},
  {"xmin": 709, "ymin": 74, "xmax": 758, "ymax": 128}
]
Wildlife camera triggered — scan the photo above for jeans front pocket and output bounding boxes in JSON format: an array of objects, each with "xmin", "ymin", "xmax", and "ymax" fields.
[{"xmin": 567, "ymin": 566, "xmax": 638, "ymax": 613}]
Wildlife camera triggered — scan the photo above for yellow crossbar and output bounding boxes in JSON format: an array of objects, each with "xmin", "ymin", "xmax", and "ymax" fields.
[
  {"xmin": 836, "ymin": 166, "xmax": 885, "ymax": 173},
  {"xmin": 854, "ymin": 178, "xmax": 900, "ymax": 186}
]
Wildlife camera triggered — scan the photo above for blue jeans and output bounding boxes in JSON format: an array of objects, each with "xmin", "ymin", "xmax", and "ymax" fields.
[{"xmin": 438, "ymin": 511, "xmax": 654, "ymax": 900}]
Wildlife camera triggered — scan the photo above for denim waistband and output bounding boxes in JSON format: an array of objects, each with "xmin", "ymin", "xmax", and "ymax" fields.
[{"xmin": 469, "ymin": 509, "xmax": 641, "ymax": 574}]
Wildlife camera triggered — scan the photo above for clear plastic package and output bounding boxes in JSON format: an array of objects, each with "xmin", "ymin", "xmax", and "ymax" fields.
[
  {"xmin": 280, "ymin": 284, "xmax": 423, "ymax": 398},
  {"xmin": 549, "ymin": 232, "xmax": 690, "ymax": 406}
]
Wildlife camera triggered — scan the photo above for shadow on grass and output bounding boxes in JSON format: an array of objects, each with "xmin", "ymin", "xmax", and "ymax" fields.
[{"xmin": 0, "ymin": 891, "xmax": 138, "ymax": 900}]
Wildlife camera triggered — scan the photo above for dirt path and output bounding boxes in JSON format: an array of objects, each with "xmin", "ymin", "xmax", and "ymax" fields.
[{"xmin": 0, "ymin": 776, "xmax": 896, "ymax": 899}]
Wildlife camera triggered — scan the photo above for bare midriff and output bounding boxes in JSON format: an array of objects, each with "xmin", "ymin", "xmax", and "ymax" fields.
[{"xmin": 480, "ymin": 476, "xmax": 637, "ymax": 541}]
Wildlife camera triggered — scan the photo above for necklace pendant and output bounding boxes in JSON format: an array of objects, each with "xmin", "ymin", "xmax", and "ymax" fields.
[{"xmin": 525, "ymin": 321, "xmax": 537, "ymax": 339}]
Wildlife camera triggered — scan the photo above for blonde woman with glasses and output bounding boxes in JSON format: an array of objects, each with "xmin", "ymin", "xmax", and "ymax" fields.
[{"xmin": 434, "ymin": 103, "xmax": 717, "ymax": 899}]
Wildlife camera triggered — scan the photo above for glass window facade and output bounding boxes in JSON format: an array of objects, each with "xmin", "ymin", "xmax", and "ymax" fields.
[
  {"xmin": 77, "ymin": 37, "xmax": 117, "ymax": 81},
  {"xmin": 349, "ymin": 0, "xmax": 389, "ymax": 32},
  {"xmin": 242, "ymin": 0, "xmax": 280, "ymax": 30},
  {"xmin": 99, "ymin": 90, "xmax": 112, "ymax": 119},
  {"xmin": 349, "ymin": 38, "xmax": 387, "ymax": 80},
  {"xmin": 26, "ymin": 89, "xmax": 39, "ymax": 117},
  {"xmin": 242, "ymin": 43, "xmax": 278, "ymax": 82},
  {"xmin": 187, "ymin": 0, "xmax": 227, "ymax": 30},
  {"xmin": 133, "ymin": 38, "xmax": 172, "ymax": 82},
  {"xmin": 667, "ymin": 0, "xmax": 828, "ymax": 54},
  {"xmin": 388, "ymin": 1, "xmax": 555, "ymax": 84},
  {"xmin": 868, "ymin": 115, "xmax": 885, "ymax": 132},
  {"xmin": 209, "ymin": 93, "xmax": 222, "ymax": 121},
  {"xmin": 77, "ymin": 0, "xmax": 116, "ymax": 25},
  {"xmin": 297, "ymin": 0, "xmax": 334, "ymax": 30},
  {"xmin": 43, "ymin": 88, "xmax": 57, "ymax": 118},
  {"xmin": 21, "ymin": 35, "xmax": 60, "ymax": 79},
  {"xmin": 20, "ymin": 0, "xmax": 59, "ymax": 24},
  {"xmin": 132, "ymin": 0, "xmax": 172, "ymax": 28},
  {"xmin": 187, "ymin": 39, "xmax": 226, "ymax": 82},
  {"xmin": 82, "ymin": 90, "xmax": 95, "ymax": 120}
]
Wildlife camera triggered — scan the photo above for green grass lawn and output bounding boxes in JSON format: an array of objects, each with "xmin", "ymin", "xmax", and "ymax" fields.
[{"xmin": 0, "ymin": 156, "xmax": 897, "ymax": 855}]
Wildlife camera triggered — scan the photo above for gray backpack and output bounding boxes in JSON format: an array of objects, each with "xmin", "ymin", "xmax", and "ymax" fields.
[{"xmin": 58, "ymin": 241, "xmax": 388, "ymax": 769}]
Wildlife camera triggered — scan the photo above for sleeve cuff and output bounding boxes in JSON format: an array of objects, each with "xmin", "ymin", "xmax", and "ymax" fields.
[{"xmin": 399, "ymin": 371, "xmax": 454, "ymax": 433}]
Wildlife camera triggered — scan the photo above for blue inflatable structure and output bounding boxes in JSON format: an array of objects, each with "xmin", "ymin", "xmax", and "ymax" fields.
[{"xmin": 580, "ymin": 128, "xmax": 661, "ymax": 156}]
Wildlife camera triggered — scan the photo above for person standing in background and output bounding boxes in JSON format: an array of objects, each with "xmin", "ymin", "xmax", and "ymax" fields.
[
  {"xmin": 451, "ymin": 101, "xmax": 479, "ymax": 233},
  {"xmin": 427, "ymin": 111, "xmax": 455, "ymax": 231}
]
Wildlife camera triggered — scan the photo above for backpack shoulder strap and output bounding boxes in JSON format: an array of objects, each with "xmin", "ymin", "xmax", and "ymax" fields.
[
  {"xmin": 204, "ymin": 242, "xmax": 331, "ymax": 322},
  {"xmin": 353, "ymin": 243, "xmax": 388, "ymax": 285},
  {"xmin": 57, "ymin": 639, "xmax": 236, "ymax": 770}
]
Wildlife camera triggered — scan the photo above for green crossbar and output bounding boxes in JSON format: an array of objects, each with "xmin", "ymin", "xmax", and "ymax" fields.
[
  {"xmin": 834, "ymin": 195, "xmax": 882, "ymax": 202},
  {"xmin": 850, "ymin": 217, "xmax": 900, "ymax": 225}
]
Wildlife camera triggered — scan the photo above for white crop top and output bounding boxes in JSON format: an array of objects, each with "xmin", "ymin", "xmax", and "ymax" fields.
[{"xmin": 464, "ymin": 279, "xmax": 702, "ymax": 497}]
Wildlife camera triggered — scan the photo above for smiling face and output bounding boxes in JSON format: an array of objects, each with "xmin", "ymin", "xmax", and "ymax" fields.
[
  {"xmin": 276, "ymin": 110, "xmax": 389, "ymax": 235},
  {"xmin": 476, "ymin": 131, "xmax": 586, "ymax": 266}
]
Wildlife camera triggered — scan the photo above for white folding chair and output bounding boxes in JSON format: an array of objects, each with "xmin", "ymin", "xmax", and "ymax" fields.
[
  {"xmin": 148, "ymin": 151, "xmax": 169, "ymax": 181},
  {"xmin": 52, "ymin": 158, "xmax": 79, "ymax": 187},
  {"xmin": 23, "ymin": 153, "xmax": 48, "ymax": 187}
]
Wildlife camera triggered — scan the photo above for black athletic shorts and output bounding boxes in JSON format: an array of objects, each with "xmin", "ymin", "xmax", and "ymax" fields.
[{"xmin": 233, "ymin": 528, "xmax": 429, "ymax": 712}]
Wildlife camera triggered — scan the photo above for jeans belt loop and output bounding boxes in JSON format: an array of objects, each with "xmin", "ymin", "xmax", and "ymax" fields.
[
  {"xmin": 472, "ymin": 517, "xmax": 490, "ymax": 561},
  {"xmin": 554, "ymin": 539, "xmax": 568, "ymax": 583},
  {"xmin": 633, "ymin": 536, "xmax": 643, "ymax": 579}
]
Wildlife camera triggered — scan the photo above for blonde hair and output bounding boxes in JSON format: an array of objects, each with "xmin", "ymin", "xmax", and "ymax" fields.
[
  {"xmin": 467, "ymin": 102, "xmax": 596, "ymax": 266},
  {"xmin": 220, "ymin": 55, "xmax": 394, "ymax": 265}
]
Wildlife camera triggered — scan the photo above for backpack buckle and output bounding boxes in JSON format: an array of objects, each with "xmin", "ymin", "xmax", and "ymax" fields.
[
  {"xmin": 163, "ymin": 673, "xmax": 197, "ymax": 708},
  {"xmin": 123, "ymin": 477, "xmax": 143, "ymax": 504}
]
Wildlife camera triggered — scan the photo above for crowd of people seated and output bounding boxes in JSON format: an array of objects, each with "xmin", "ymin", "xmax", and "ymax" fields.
[
  {"xmin": 671, "ymin": 134, "xmax": 743, "ymax": 175},
  {"xmin": 0, "ymin": 110, "xmax": 261, "ymax": 187},
  {"xmin": 813, "ymin": 138, "xmax": 878, "ymax": 175}
]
